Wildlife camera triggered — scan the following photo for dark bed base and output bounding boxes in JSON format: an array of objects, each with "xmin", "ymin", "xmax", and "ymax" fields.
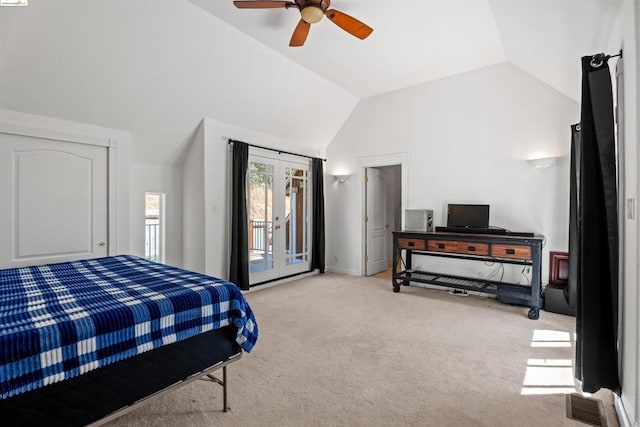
[{"xmin": 0, "ymin": 325, "xmax": 242, "ymax": 426}]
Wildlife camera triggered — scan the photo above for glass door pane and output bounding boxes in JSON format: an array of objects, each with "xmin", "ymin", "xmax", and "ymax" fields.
[
  {"xmin": 248, "ymin": 159, "xmax": 275, "ymax": 280},
  {"xmin": 282, "ymin": 165, "xmax": 310, "ymax": 274}
]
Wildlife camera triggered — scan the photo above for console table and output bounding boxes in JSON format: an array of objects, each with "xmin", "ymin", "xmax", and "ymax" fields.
[{"xmin": 392, "ymin": 230, "xmax": 543, "ymax": 319}]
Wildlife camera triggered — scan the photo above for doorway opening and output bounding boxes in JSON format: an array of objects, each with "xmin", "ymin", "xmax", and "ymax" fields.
[
  {"xmin": 364, "ymin": 164, "xmax": 402, "ymax": 276},
  {"xmin": 145, "ymin": 192, "xmax": 165, "ymax": 263}
]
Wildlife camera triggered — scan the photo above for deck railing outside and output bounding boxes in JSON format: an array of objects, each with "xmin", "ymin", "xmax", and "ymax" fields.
[
  {"xmin": 249, "ymin": 220, "xmax": 272, "ymax": 253},
  {"xmin": 145, "ymin": 218, "xmax": 160, "ymax": 262}
]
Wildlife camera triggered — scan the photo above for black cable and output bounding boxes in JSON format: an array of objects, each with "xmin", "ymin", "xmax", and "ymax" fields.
[{"xmin": 521, "ymin": 265, "xmax": 531, "ymax": 285}]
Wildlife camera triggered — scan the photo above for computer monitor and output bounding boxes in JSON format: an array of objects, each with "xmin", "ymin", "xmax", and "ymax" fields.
[{"xmin": 447, "ymin": 204, "xmax": 490, "ymax": 228}]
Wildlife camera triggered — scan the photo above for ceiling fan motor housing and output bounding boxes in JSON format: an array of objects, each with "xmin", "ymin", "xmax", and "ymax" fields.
[{"xmin": 300, "ymin": 5, "xmax": 324, "ymax": 23}]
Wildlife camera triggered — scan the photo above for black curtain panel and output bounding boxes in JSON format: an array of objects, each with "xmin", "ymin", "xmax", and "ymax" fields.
[
  {"xmin": 229, "ymin": 141, "xmax": 250, "ymax": 290},
  {"xmin": 567, "ymin": 124, "xmax": 581, "ymax": 312},
  {"xmin": 574, "ymin": 55, "xmax": 620, "ymax": 394},
  {"xmin": 310, "ymin": 158, "xmax": 325, "ymax": 273}
]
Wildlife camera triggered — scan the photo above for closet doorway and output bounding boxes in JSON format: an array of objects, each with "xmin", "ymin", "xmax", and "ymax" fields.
[{"xmin": 248, "ymin": 152, "xmax": 311, "ymax": 284}]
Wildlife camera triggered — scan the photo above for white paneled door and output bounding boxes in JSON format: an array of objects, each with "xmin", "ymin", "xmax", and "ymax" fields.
[
  {"xmin": 0, "ymin": 133, "xmax": 108, "ymax": 268},
  {"xmin": 366, "ymin": 167, "xmax": 388, "ymax": 275}
]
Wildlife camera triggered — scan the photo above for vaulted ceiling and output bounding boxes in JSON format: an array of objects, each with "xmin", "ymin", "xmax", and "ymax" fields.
[
  {"xmin": 0, "ymin": 0, "xmax": 623, "ymax": 165},
  {"xmin": 192, "ymin": 0, "xmax": 622, "ymax": 100}
]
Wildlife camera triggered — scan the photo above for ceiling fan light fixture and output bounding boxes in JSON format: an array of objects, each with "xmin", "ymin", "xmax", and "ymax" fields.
[
  {"xmin": 233, "ymin": 0, "xmax": 373, "ymax": 46},
  {"xmin": 301, "ymin": 6, "xmax": 324, "ymax": 24}
]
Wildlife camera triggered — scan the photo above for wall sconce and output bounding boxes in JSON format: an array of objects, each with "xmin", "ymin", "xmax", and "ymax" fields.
[
  {"xmin": 527, "ymin": 157, "xmax": 558, "ymax": 169},
  {"xmin": 333, "ymin": 174, "xmax": 350, "ymax": 183}
]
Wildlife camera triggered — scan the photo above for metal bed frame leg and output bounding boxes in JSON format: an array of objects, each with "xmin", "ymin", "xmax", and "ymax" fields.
[
  {"xmin": 223, "ymin": 366, "xmax": 228, "ymax": 412},
  {"xmin": 203, "ymin": 366, "xmax": 229, "ymax": 411},
  {"xmin": 89, "ymin": 354, "xmax": 242, "ymax": 427}
]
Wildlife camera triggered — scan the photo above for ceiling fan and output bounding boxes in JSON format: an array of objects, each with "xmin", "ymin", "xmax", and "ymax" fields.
[{"xmin": 233, "ymin": 0, "xmax": 373, "ymax": 47}]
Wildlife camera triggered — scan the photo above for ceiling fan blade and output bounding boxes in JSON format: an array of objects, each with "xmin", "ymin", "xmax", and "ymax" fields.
[
  {"xmin": 233, "ymin": 1, "xmax": 296, "ymax": 9},
  {"xmin": 289, "ymin": 19, "xmax": 311, "ymax": 47},
  {"xmin": 325, "ymin": 9, "xmax": 373, "ymax": 40}
]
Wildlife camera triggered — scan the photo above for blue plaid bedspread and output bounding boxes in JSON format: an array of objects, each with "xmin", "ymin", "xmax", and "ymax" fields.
[{"xmin": 0, "ymin": 255, "xmax": 258, "ymax": 399}]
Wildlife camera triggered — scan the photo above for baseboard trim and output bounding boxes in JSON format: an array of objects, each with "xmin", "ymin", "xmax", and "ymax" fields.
[
  {"xmin": 614, "ymin": 393, "xmax": 632, "ymax": 427},
  {"xmin": 243, "ymin": 270, "xmax": 319, "ymax": 294},
  {"xmin": 326, "ymin": 266, "xmax": 360, "ymax": 276}
]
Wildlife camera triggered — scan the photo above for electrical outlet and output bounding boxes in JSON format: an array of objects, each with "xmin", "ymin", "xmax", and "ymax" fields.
[{"xmin": 626, "ymin": 198, "xmax": 636, "ymax": 220}]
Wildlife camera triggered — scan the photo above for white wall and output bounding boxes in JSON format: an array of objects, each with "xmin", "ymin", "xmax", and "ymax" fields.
[
  {"xmin": 635, "ymin": 3, "xmax": 640, "ymax": 418},
  {"xmin": 129, "ymin": 162, "xmax": 183, "ymax": 267},
  {"xmin": 0, "ymin": 0, "xmax": 358, "ymax": 166},
  {"xmin": 325, "ymin": 63, "xmax": 579, "ymax": 282},
  {"xmin": 631, "ymin": 4, "xmax": 640, "ymax": 424},
  {"xmin": 182, "ymin": 117, "xmax": 322, "ymax": 279},
  {"xmin": 635, "ymin": 4, "xmax": 640, "ymax": 421},
  {"xmin": 606, "ymin": 1, "xmax": 640, "ymax": 424},
  {"xmin": 182, "ymin": 122, "xmax": 206, "ymax": 273}
]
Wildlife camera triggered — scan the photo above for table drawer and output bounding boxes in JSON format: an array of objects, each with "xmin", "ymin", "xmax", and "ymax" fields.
[
  {"xmin": 397, "ymin": 238, "xmax": 426, "ymax": 250},
  {"xmin": 491, "ymin": 244, "xmax": 531, "ymax": 260},
  {"xmin": 427, "ymin": 240, "xmax": 458, "ymax": 252},
  {"xmin": 456, "ymin": 242, "xmax": 489, "ymax": 256}
]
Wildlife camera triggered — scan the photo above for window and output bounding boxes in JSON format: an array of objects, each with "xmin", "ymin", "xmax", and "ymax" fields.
[{"xmin": 145, "ymin": 192, "xmax": 165, "ymax": 263}]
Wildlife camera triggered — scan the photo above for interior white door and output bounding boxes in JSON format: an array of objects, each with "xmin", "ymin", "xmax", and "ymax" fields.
[
  {"xmin": 0, "ymin": 133, "xmax": 108, "ymax": 268},
  {"xmin": 366, "ymin": 167, "xmax": 388, "ymax": 275},
  {"xmin": 247, "ymin": 153, "xmax": 311, "ymax": 285}
]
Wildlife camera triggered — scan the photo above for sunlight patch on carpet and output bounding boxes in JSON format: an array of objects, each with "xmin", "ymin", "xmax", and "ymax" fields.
[
  {"xmin": 530, "ymin": 329, "xmax": 572, "ymax": 347},
  {"xmin": 521, "ymin": 330, "xmax": 577, "ymax": 395}
]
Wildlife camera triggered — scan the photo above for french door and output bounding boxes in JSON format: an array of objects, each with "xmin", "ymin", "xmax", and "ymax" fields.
[{"xmin": 248, "ymin": 153, "xmax": 311, "ymax": 284}]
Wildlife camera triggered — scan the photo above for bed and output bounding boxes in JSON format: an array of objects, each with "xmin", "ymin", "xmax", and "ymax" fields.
[{"xmin": 0, "ymin": 255, "xmax": 258, "ymax": 426}]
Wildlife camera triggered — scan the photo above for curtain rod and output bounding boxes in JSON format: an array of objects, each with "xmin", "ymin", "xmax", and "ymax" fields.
[
  {"xmin": 228, "ymin": 139, "xmax": 326, "ymax": 162},
  {"xmin": 590, "ymin": 49, "xmax": 623, "ymax": 68}
]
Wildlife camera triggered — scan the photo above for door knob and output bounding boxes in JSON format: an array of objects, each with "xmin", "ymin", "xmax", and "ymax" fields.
[
  {"xmin": 274, "ymin": 225, "xmax": 281, "ymax": 230},
  {"xmin": 98, "ymin": 242, "xmax": 106, "ymax": 248}
]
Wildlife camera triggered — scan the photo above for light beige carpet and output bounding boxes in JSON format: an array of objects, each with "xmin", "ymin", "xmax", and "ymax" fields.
[{"xmin": 108, "ymin": 273, "xmax": 618, "ymax": 427}]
